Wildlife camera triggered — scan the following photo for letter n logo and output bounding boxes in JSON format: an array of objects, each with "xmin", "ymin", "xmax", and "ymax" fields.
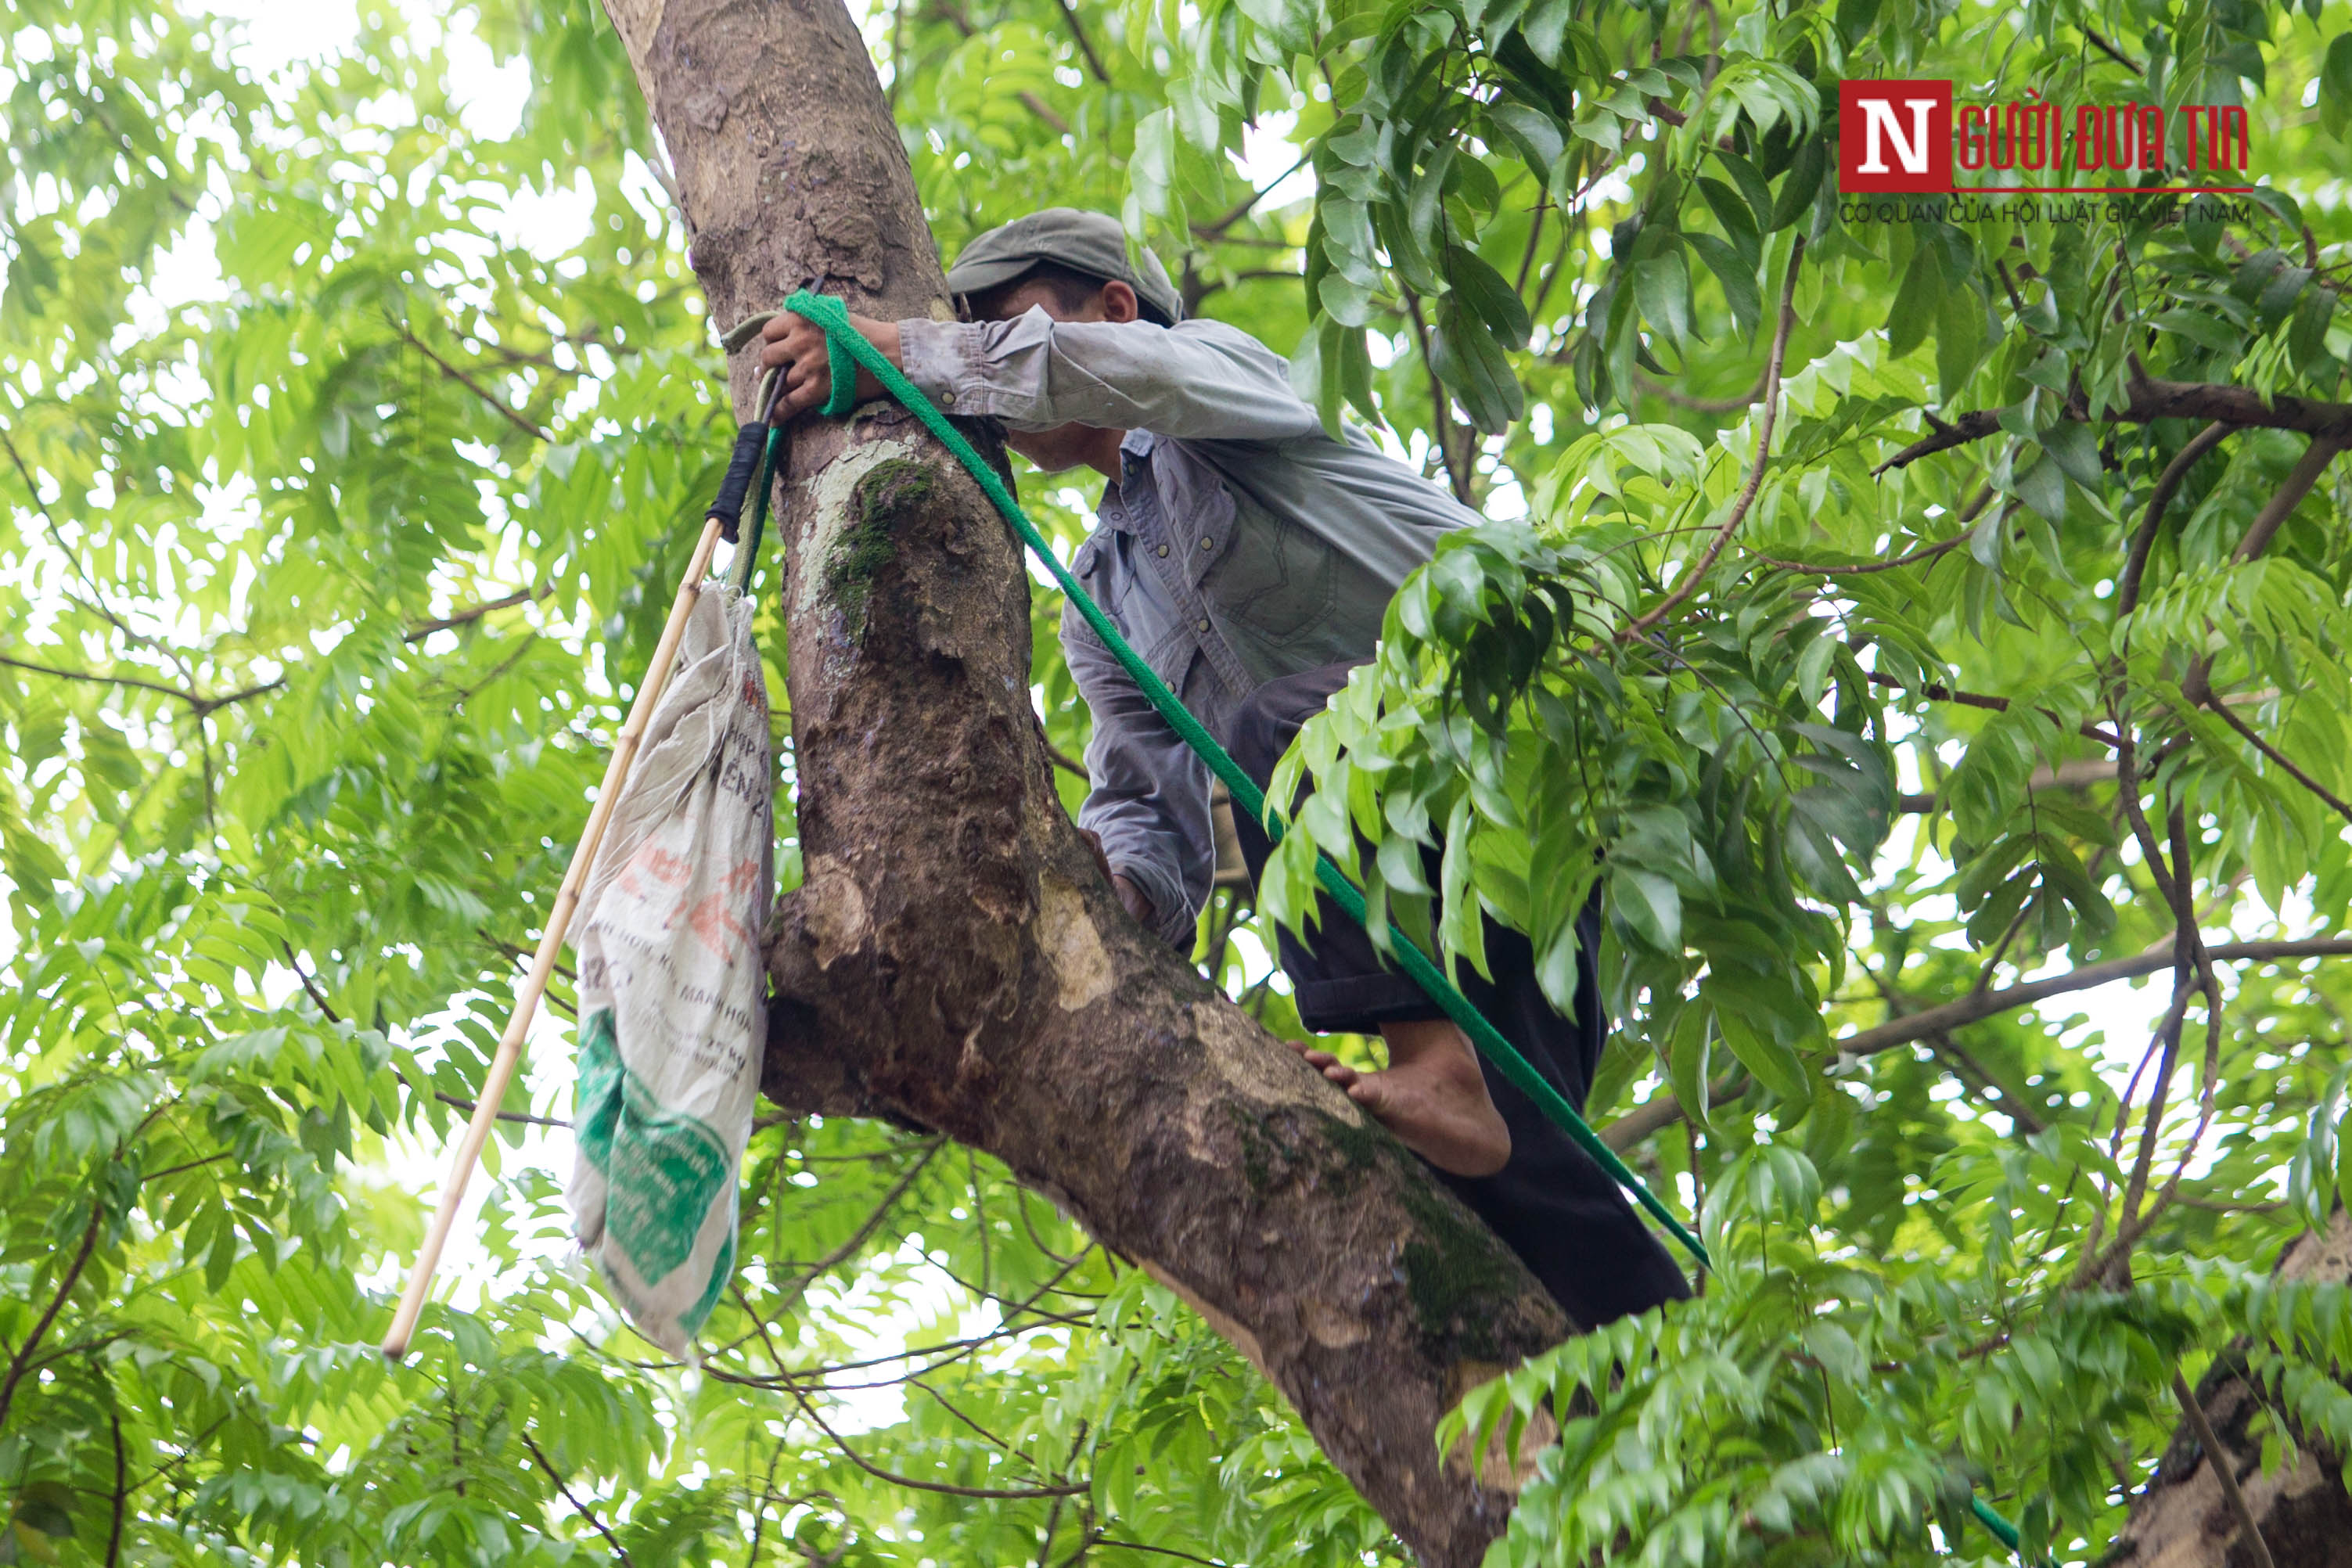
[{"xmin": 1838, "ymin": 80, "xmax": 1954, "ymax": 192}]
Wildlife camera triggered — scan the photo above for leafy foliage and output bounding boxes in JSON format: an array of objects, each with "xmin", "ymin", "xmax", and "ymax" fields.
[{"xmin": 6, "ymin": 0, "xmax": 2352, "ymax": 1562}]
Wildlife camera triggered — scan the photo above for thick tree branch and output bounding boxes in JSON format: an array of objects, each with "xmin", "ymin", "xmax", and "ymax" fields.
[
  {"xmin": 2116, "ymin": 1214, "xmax": 2352, "ymax": 1565},
  {"xmin": 602, "ymin": 1, "xmax": 1607, "ymax": 1556},
  {"xmin": 1600, "ymin": 938, "xmax": 2352, "ymax": 1150},
  {"xmin": 1875, "ymin": 376, "xmax": 2352, "ymax": 476}
]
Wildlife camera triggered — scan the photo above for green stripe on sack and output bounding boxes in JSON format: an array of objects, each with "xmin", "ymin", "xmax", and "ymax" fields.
[{"xmin": 576, "ymin": 1006, "xmax": 734, "ymax": 1286}]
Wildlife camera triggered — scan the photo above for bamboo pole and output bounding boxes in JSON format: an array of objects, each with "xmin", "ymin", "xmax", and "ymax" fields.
[{"xmin": 382, "ymin": 515, "xmax": 728, "ymax": 1359}]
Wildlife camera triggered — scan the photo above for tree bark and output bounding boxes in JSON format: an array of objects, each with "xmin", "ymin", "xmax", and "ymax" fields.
[
  {"xmin": 2107, "ymin": 1210, "xmax": 2352, "ymax": 1568},
  {"xmin": 592, "ymin": 0, "xmax": 1572, "ymax": 1560}
]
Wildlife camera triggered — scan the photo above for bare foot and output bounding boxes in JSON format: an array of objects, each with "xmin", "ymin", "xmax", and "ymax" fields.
[{"xmin": 1284, "ymin": 1020, "xmax": 1510, "ymax": 1178}]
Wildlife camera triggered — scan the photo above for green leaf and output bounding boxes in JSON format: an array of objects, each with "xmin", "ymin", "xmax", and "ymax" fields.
[
  {"xmin": 1318, "ymin": 272, "xmax": 1380, "ymax": 327},
  {"xmin": 1770, "ymin": 131, "xmax": 1826, "ymax": 232},
  {"xmin": 1429, "ymin": 293, "xmax": 1526, "ymax": 432},
  {"xmin": 1634, "ymin": 246, "xmax": 1693, "ymax": 351},
  {"xmin": 1484, "ymin": 102, "xmax": 1564, "ymax": 174},
  {"xmin": 1886, "ymin": 244, "xmax": 1942, "ymax": 360},
  {"xmin": 1522, "ymin": 0, "xmax": 1575, "ymax": 66},
  {"xmin": 1935, "ymin": 281, "xmax": 1986, "ymax": 401},
  {"xmin": 2150, "ymin": 307, "xmax": 2244, "ymax": 352},
  {"xmin": 2289, "ymin": 286, "xmax": 2336, "ymax": 372},
  {"xmin": 1445, "ymin": 243, "xmax": 1532, "ymax": 347},
  {"xmin": 1687, "ymin": 232, "xmax": 1761, "ymax": 342},
  {"xmin": 1709, "ymin": 991, "xmax": 1811, "ymax": 1102},
  {"xmin": 1711, "ymin": 147, "xmax": 1777, "ymax": 240},
  {"xmin": 2325, "ymin": 34, "xmax": 2352, "ymax": 140},
  {"xmin": 2012, "ymin": 446, "xmax": 2069, "ymax": 522},
  {"xmin": 1668, "ymin": 1005, "xmax": 1714, "ymax": 1134},
  {"xmin": 1697, "ymin": 177, "xmax": 1762, "ymax": 268},
  {"xmin": 2039, "ymin": 422, "xmax": 2104, "ymax": 490},
  {"xmin": 1610, "ymin": 867, "xmax": 1682, "ymax": 952}
]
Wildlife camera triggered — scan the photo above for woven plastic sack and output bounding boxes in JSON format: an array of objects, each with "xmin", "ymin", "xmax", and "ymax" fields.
[{"xmin": 569, "ymin": 584, "xmax": 772, "ymax": 1354}]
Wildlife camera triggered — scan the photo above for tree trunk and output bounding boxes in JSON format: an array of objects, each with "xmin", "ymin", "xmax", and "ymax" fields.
[
  {"xmin": 592, "ymin": 0, "xmax": 1572, "ymax": 1559},
  {"xmin": 2107, "ymin": 1210, "xmax": 2352, "ymax": 1568}
]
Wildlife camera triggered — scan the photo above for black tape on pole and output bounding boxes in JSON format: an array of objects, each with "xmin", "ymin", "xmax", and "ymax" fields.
[{"xmin": 705, "ymin": 422, "xmax": 769, "ymax": 543}]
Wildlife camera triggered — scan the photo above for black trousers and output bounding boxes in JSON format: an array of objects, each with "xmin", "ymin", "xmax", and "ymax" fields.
[{"xmin": 1225, "ymin": 662, "xmax": 1690, "ymax": 1329}]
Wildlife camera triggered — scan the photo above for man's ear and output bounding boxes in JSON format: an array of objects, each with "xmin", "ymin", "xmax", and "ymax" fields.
[{"xmin": 1098, "ymin": 279, "xmax": 1140, "ymax": 324}]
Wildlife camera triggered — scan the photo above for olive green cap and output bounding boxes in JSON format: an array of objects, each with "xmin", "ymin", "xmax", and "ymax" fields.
[{"xmin": 943, "ymin": 208, "xmax": 1183, "ymax": 325}]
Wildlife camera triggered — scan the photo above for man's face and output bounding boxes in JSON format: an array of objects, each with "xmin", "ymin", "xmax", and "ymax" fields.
[{"xmin": 976, "ymin": 278, "xmax": 1124, "ymax": 475}]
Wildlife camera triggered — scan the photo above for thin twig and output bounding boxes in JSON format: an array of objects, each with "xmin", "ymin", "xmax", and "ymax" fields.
[
  {"xmin": 1093, "ymin": 1541, "xmax": 1231, "ymax": 1566},
  {"xmin": 1744, "ymin": 530, "xmax": 1969, "ymax": 577},
  {"xmin": 2118, "ymin": 422, "xmax": 2231, "ymax": 616},
  {"xmin": 2231, "ymin": 436, "xmax": 2343, "ymax": 564},
  {"xmin": 106, "ymin": 1408, "xmax": 127, "ymax": 1568},
  {"xmin": 404, "ymin": 586, "xmax": 550, "ymax": 642},
  {"xmin": 1599, "ymin": 937, "xmax": 2352, "ymax": 1149},
  {"xmin": 523, "ymin": 1433, "xmax": 637, "ymax": 1566},
  {"xmin": 1633, "ymin": 368, "xmax": 1768, "ymax": 414},
  {"xmin": 0, "ymin": 653, "xmax": 282, "ymax": 716},
  {"xmin": 1051, "ymin": 0, "xmax": 1111, "ymax": 82},
  {"xmin": 394, "ymin": 321, "xmax": 556, "ymax": 444},
  {"xmin": 434, "ymin": 1091, "xmax": 569, "ymax": 1129},
  {"xmin": 2202, "ymin": 696, "xmax": 2352, "ymax": 825},
  {"xmin": 1, "ymin": 427, "xmax": 185, "ymax": 674},
  {"xmin": 1621, "ymin": 236, "xmax": 1805, "ymax": 638},
  {"xmin": 2170, "ymin": 1370, "xmax": 2280, "ymax": 1568},
  {"xmin": 786, "ymin": 1383, "xmax": 1091, "ymax": 1499},
  {"xmin": 1861, "ymin": 670, "xmax": 2123, "ymax": 747},
  {"xmin": 1192, "ymin": 152, "xmax": 1313, "ymax": 239},
  {"xmin": 283, "ymin": 943, "xmax": 343, "ymax": 1024},
  {"xmin": 2081, "ymin": 24, "xmax": 2145, "ymax": 75},
  {"xmin": 1403, "ymin": 291, "xmax": 1473, "ymax": 505},
  {"xmin": 765, "ymin": 1139, "xmax": 945, "ymax": 1322},
  {"xmin": 0, "ymin": 1200, "xmax": 106, "ymax": 1428}
]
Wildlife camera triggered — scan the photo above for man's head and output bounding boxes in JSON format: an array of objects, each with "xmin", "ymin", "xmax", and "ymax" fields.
[
  {"xmin": 944, "ymin": 210, "xmax": 1180, "ymax": 476},
  {"xmin": 944, "ymin": 208, "xmax": 1182, "ymax": 326}
]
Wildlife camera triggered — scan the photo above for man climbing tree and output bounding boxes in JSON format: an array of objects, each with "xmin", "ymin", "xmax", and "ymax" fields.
[
  {"xmin": 750, "ymin": 207, "xmax": 1692, "ymax": 1328},
  {"xmin": 10, "ymin": 0, "xmax": 2352, "ymax": 1564}
]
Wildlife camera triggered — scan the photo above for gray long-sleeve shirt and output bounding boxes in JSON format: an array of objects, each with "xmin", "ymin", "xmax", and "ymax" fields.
[{"xmin": 897, "ymin": 308, "xmax": 1479, "ymax": 944}]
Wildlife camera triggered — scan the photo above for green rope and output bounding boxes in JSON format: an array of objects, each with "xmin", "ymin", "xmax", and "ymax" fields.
[
  {"xmin": 781, "ymin": 289, "xmax": 1707, "ymax": 1269},
  {"xmin": 768, "ymin": 290, "xmax": 2058, "ymax": 1565}
]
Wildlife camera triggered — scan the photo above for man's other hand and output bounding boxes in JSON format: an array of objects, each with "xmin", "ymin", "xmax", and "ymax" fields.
[
  {"xmin": 757, "ymin": 308, "xmax": 903, "ymax": 423},
  {"xmin": 1109, "ymin": 875, "xmax": 1156, "ymax": 929},
  {"xmin": 1077, "ymin": 828, "xmax": 1157, "ymax": 930}
]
